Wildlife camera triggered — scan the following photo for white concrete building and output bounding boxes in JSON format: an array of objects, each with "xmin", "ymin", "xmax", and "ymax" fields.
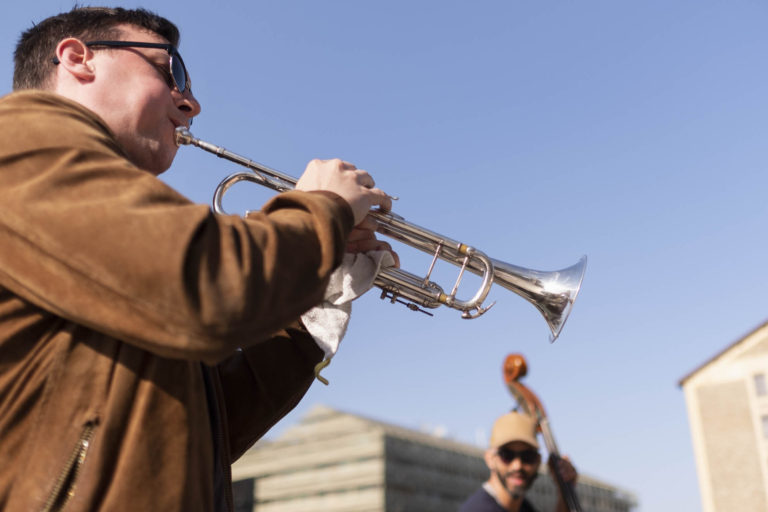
[
  {"xmin": 680, "ymin": 319, "xmax": 768, "ymax": 512},
  {"xmin": 232, "ymin": 405, "xmax": 637, "ymax": 511}
]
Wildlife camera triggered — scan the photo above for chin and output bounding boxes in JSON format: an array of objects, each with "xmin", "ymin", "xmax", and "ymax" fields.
[
  {"xmin": 143, "ymin": 148, "xmax": 177, "ymax": 176},
  {"xmin": 150, "ymin": 161, "xmax": 173, "ymax": 176}
]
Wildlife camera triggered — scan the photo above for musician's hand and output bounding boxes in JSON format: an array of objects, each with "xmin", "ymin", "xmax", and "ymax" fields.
[
  {"xmin": 296, "ymin": 158, "xmax": 392, "ymax": 225},
  {"xmin": 549, "ymin": 455, "xmax": 577, "ymax": 485},
  {"xmin": 550, "ymin": 455, "xmax": 578, "ymax": 512},
  {"xmin": 345, "ymin": 215, "xmax": 400, "ymax": 267}
]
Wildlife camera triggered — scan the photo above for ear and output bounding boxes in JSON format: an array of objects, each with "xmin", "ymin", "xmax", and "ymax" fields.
[
  {"xmin": 483, "ymin": 449, "xmax": 495, "ymax": 471},
  {"xmin": 54, "ymin": 38, "xmax": 95, "ymax": 82}
]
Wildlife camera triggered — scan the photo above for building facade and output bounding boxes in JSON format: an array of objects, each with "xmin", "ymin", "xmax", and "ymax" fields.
[
  {"xmin": 680, "ymin": 319, "xmax": 768, "ymax": 512},
  {"xmin": 232, "ymin": 405, "xmax": 636, "ymax": 511}
]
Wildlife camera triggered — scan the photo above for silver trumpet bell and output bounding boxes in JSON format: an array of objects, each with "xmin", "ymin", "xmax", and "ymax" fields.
[
  {"xmin": 491, "ymin": 256, "xmax": 587, "ymax": 342},
  {"xmin": 175, "ymin": 128, "xmax": 587, "ymax": 342},
  {"xmin": 371, "ymin": 208, "xmax": 586, "ymax": 342}
]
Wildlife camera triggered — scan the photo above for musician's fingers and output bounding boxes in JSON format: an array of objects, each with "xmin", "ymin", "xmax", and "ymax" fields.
[
  {"xmin": 389, "ymin": 247, "xmax": 400, "ymax": 268},
  {"xmin": 346, "ymin": 237, "xmax": 388, "ymax": 253},
  {"xmin": 351, "ymin": 214, "xmax": 378, "ymax": 233},
  {"xmin": 347, "ymin": 232, "xmax": 375, "ymax": 246},
  {"xmin": 367, "ymin": 187, "xmax": 392, "ymax": 212},
  {"xmin": 557, "ymin": 456, "xmax": 578, "ymax": 483},
  {"xmin": 345, "ymin": 238, "xmax": 400, "ymax": 267},
  {"xmin": 354, "ymin": 169, "xmax": 375, "ymax": 189}
]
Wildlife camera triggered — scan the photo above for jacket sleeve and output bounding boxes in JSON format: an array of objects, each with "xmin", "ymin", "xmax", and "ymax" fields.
[
  {"xmin": 0, "ymin": 92, "xmax": 354, "ymax": 364},
  {"xmin": 214, "ymin": 320, "xmax": 323, "ymax": 460}
]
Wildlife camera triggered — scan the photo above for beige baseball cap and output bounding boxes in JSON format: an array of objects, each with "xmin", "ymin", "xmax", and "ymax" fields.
[{"xmin": 489, "ymin": 412, "xmax": 539, "ymax": 450}]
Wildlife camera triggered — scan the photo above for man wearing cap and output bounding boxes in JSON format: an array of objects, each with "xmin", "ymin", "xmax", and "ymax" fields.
[{"xmin": 459, "ymin": 412, "xmax": 578, "ymax": 512}]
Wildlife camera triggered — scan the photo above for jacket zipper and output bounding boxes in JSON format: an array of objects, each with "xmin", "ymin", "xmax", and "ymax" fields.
[{"xmin": 41, "ymin": 422, "xmax": 96, "ymax": 512}]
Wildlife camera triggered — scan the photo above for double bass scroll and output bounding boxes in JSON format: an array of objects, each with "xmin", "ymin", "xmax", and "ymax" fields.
[{"xmin": 503, "ymin": 354, "xmax": 583, "ymax": 512}]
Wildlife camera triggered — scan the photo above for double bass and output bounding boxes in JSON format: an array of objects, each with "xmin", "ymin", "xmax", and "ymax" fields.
[{"xmin": 503, "ymin": 354, "xmax": 582, "ymax": 512}]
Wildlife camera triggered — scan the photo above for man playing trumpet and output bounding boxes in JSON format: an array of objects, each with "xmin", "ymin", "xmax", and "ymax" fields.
[{"xmin": 0, "ymin": 6, "xmax": 393, "ymax": 511}]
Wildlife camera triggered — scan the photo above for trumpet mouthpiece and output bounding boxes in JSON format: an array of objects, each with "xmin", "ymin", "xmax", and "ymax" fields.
[{"xmin": 174, "ymin": 126, "xmax": 194, "ymax": 147}]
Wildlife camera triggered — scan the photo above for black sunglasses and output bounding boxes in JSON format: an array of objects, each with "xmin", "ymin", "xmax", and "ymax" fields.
[
  {"xmin": 497, "ymin": 447, "xmax": 539, "ymax": 465},
  {"xmin": 53, "ymin": 40, "xmax": 190, "ymax": 93}
]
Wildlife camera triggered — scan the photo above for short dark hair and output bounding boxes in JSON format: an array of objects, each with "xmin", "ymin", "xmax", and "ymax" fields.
[{"xmin": 13, "ymin": 6, "xmax": 180, "ymax": 90}]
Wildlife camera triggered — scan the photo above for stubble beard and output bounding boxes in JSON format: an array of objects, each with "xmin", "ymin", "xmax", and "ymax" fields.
[
  {"xmin": 117, "ymin": 128, "xmax": 177, "ymax": 176},
  {"xmin": 495, "ymin": 467, "xmax": 536, "ymax": 501}
]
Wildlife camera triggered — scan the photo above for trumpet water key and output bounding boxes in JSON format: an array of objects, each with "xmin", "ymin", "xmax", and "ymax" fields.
[{"xmin": 175, "ymin": 127, "xmax": 586, "ymax": 342}]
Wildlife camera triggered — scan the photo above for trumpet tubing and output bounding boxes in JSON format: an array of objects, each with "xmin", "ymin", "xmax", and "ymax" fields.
[{"xmin": 175, "ymin": 127, "xmax": 586, "ymax": 342}]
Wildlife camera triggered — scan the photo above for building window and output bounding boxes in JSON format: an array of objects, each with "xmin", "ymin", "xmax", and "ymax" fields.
[{"xmin": 755, "ymin": 374, "xmax": 767, "ymax": 397}]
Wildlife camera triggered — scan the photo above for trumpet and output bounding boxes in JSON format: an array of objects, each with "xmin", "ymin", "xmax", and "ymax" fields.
[{"xmin": 175, "ymin": 127, "xmax": 587, "ymax": 342}]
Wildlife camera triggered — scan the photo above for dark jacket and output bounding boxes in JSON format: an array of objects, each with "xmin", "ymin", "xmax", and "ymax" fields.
[{"xmin": 459, "ymin": 486, "xmax": 538, "ymax": 512}]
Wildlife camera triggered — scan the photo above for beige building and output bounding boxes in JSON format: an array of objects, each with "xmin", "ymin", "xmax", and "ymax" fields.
[
  {"xmin": 232, "ymin": 405, "xmax": 636, "ymax": 511},
  {"xmin": 680, "ymin": 319, "xmax": 768, "ymax": 512}
]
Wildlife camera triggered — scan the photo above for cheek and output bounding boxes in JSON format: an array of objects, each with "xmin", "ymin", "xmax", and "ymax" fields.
[
  {"xmin": 126, "ymin": 80, "xmax": 172, "ymax": 120},
  {"xmin": 138, "ymin": 94, "xmax": 171, "ymax": 126}
]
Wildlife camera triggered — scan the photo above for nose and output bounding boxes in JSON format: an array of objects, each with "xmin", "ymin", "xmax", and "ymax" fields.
[{"xmin": 175, "ymin": 88, "xmax": 202, "ymax": 124}]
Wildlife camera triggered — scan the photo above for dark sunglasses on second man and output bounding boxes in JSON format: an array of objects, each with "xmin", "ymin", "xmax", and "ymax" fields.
[
  {"xmin": 53, "ymin": 40, "xmax": 190, "ymax": 93},
  {"xmin": 497, "ymin": 447, "xmax": 540, "ymax": 465}
]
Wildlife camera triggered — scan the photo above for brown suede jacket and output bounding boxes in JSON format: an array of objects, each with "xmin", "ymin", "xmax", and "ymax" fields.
[{"xmin": 0, "ymin": 91, "xmax": 354, "ymax": 511}]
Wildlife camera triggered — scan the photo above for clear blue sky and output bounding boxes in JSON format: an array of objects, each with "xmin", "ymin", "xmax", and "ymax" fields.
[{"xmin": 3, "ymin": 2, "xmax": 768, "ymax": 511}]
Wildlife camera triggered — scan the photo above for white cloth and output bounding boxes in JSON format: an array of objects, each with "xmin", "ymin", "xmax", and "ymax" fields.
[{"xmin": 301, "ymin": 250, "xmax": 395, "ymax": 383}]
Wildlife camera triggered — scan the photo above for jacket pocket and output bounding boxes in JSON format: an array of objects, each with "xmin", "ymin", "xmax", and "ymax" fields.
[{"xmin": 40, "ymin": 420, "xmax": 97, "ymax": 512}]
